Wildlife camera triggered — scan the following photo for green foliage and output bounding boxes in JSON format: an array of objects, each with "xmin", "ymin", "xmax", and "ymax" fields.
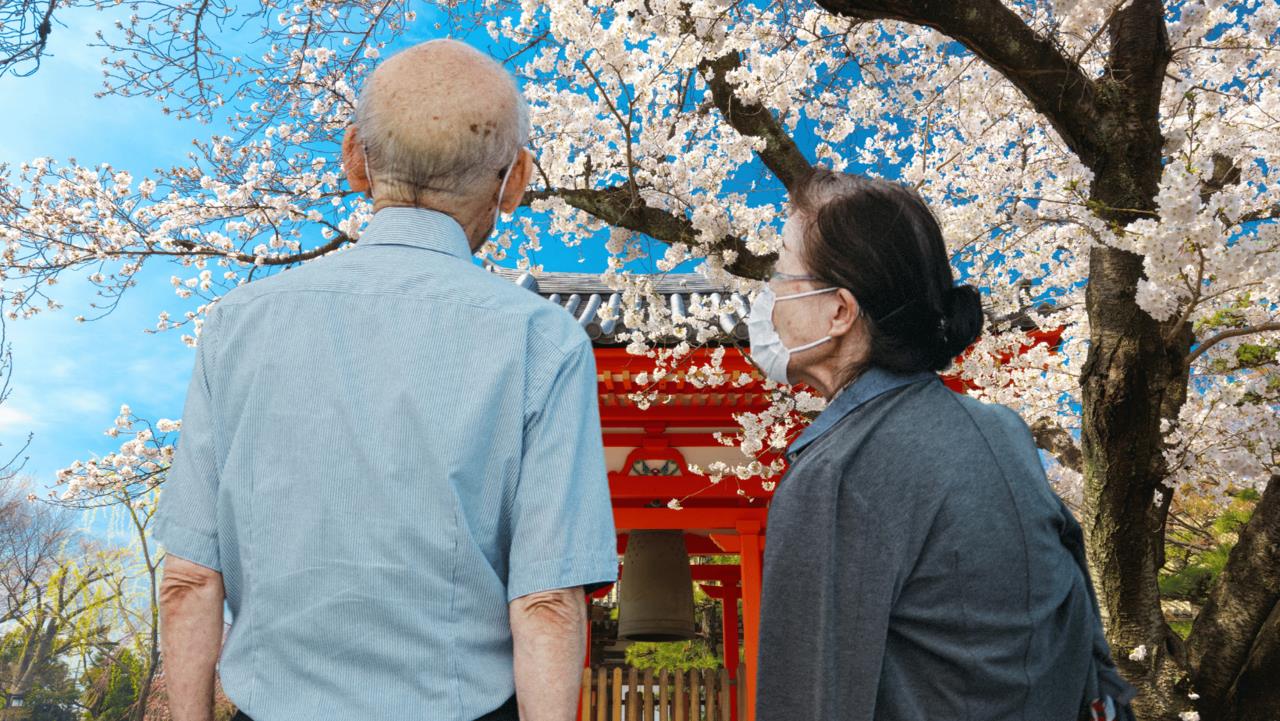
[
  {"xmin": 1159, "ymin": 555, "xmax": 1224, "ymax": 601},
  {"xmin": 81, "ymin": 648, "xmax": 144, "ymax": 721},
  {"xmin": 0, "ymin": 630, "xmax": 79, "ymax": 721},
  {"xmin": 625, "ymin": 639, "xmax": 720, "ymax": 672},
  {"xmin": 1160, "ymin": 490, "xmax": 1259, "ymax": 634},
  {"xmin": 1195, "ymin": 296, "xmax": 1254, "ymax": 333},
  {"xmin": 623, "ymin": 575, "xmax": 731, "ymax": 672},
  {"xmin": 1233, "ymin": 343, "xmax": 1277, "ymax": 368}
]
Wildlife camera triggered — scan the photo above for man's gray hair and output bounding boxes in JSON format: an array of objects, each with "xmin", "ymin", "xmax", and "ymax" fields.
[{"xmin": 355, "ymin": 50, "xmax": 530, "ymax": 202}]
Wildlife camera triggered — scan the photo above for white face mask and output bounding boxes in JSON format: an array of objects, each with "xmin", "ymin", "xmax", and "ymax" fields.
[{"xmin": 747, "ymin": 284, "xmax": 840, "ymax": 384}]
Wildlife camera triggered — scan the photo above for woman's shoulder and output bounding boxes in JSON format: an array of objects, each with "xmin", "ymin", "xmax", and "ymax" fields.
[
  {"xmin": 866, "ymin": 379, "xmax": 1007, "ymax": 447},
  {"xmin": 939, "ymin": 389, "xmax": 1039, "ymax": 453},
  {"xmin": 839, "ymin": 381, "xmax": 1041, "ymax": 486}
]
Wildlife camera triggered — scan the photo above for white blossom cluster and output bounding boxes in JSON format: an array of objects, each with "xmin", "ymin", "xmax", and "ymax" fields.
[{"xmin": 53, "ymin": 405, "xmax": 178, "ymax": 508}]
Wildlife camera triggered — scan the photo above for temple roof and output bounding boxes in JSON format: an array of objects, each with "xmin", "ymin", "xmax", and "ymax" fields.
[{"xmin": 486, "ymin": 267, "xmax": 753, "ymax": 347}]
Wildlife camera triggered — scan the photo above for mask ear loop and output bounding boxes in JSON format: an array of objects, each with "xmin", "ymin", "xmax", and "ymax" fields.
[
  {"xmin": 774, "ymin": 286, "xmax": 840, "ymax": 302},
  {"xmin": 361, "ymin": 142, "xmax": 374, "ymax": 198},
  {"xmin": 492, "ymin": 150, "xmax": 518, "ymax": 231}
]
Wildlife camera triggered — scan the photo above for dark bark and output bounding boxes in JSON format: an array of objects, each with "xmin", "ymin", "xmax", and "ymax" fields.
[
  {"xmin": 522, "ymin": 185, "xmax": 775, "ymax": 278},
  {"xmin": 1224, "ymin": 600, "xmax": 1280, "ymax": 721},
  {"xmin": 813, "ymin": 0, "xmax": 1103, "ymax": 165},
  {"xmin": 1030, "ymin": 418, "xmax": 1083, "ymax": 475},
  {"xmin": 1187, "ymin": 475, "xmax": 1280, "ymax": 720},
  {"xmin": 699, "ymin": 51, "xmax": 813, "ymax": 192},
  {"xmin": 1079, "ymin": 7, "xmax": 1201, "ymax": 719}
]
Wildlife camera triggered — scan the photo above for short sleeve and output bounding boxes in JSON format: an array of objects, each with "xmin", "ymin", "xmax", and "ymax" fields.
[
  {"xmin": 506, "ymin": 338, "xmax": 618, "ymax": 602},
  {"xmin": 154, "ymin": 308, "xmax": 224, "ymax": 572}
]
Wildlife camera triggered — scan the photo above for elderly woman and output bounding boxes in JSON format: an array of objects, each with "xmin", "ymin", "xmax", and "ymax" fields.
[{"xmin": 750, "ymin": 170, "xmax": 1133, "ymax": 721}]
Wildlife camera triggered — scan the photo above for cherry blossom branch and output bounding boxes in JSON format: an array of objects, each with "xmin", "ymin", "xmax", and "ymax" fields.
[
  {"xmin": 1188, "ymin": 322, "xmax": 1280, "ymax": 366},
  {"xmin": 169, "ymin": 233, "xmax": 352, "ymax": 266},
  {"xmin": 813, "ymin": 0, "xmax": 1103, "ymax": 165},
  {"xmin": 523, "ymin": 185, "xmax": 775, "ymax": 279},
  {"xmin": 1031, "ymin": 418, "xmax": 1084, "ymax": 475},
  {"xmin": 1239, "ymin": 204, "xmax": 1280, "ymax": 224},
  {"xmin": 699, "ymin": 50, "xmax": 813, "ymax": 191}
]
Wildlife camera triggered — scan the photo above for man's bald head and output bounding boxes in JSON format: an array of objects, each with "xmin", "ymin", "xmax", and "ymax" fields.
[{"xmin": 353, "ymin": 40, "xmax": 529, "ymax": 204}]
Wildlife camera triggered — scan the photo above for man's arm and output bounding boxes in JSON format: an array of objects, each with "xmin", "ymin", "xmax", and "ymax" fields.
[
  {"xmin": 510, "ymin": 587, "xmax": 587, "ymax": 721},
  {"xmin": 159, "ymin": 555, "xmax": 225, "ymax": 721}
]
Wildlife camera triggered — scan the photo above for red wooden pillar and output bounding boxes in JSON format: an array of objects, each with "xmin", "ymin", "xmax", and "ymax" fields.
[
  {"xmin": 584, "ymin": 596, "xmax": 593, "ymax": 668},
  {"xmin": 722, "ymin": 587, "xmax": 742, "ymax": 721},
  {"xmin": 737, "ymin": 521, "xmax": 763, "ymax": 721},
  {"xmin": 699, "ymin": 581, "xmax": 743, "ymax": 721}
]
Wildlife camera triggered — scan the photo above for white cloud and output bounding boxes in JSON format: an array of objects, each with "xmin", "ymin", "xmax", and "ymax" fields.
[
  {"xmin": 0, "ymin": 404, "xmax": 38, "ymax": 431},
  {"xmin": 51, "ymin": 388, "xmax": 111, "ymax": 415}
]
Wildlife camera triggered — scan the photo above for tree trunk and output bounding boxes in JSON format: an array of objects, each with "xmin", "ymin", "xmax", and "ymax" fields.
[
  {"xmin": 1081, "ymin": 243, "xmax": 1192, "ymax": 720},
  {"xmin": 1225, "ymin": 600, "xmax": 1280, "ymax": 721},
  {"xmin": 9, "ymin": 615, "xmax": 59, "ymax": 699},
  {"xmin": 1187, "ymin": 475, "xmax": 1280, "ymax": 720},
  {"xmin": 1076, "ymin": 3, "xmax": 1192, "ymax": 719}
]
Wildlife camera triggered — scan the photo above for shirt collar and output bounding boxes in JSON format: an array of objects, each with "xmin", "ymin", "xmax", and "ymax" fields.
[
  {"xmin": 357, "ymin": 207, "xmax": 473, "ymax": 259},
  {"xmin": 787, "ymin": 366, "xmax": 938, "ymax": 460}
]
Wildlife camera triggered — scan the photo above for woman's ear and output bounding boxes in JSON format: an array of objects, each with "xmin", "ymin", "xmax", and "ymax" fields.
[
  {"xmin": 343, "ymin": 126, "xmax": 371, "ymax": 196},
  {"xmin": 828, "ymin": 288, "xmax": 861, "ymax": 338}
]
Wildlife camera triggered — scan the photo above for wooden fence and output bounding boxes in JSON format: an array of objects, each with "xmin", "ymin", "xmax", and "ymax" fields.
[{"xmin": 580, "ymin": 666, "xmax": 741, "ymax": 721}]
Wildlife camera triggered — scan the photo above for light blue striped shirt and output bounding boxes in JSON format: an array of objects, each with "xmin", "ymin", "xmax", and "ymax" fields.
[{"xmin": 155, "ymin": 208, "xmax": 619, "ymax": 721}]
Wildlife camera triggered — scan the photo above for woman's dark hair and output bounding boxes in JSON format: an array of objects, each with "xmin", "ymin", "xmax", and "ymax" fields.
[{"xmin": 791, "ymin": 169, "xmax": 984, "ymax": 374}]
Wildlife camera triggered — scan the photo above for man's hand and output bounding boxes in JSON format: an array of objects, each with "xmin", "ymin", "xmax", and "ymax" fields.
[
  {"xmin": 510, "ymin": 587, "xmax": 587, "ymax": 721},
  {"xmin": 159, "ymin": 555, "xmax": 225, "ymax": 721}
]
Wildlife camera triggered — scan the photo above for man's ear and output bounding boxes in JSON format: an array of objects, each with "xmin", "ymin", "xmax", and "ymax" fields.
[
  {"xmin": 828, "ymin": 288, "xmax": 861, "ymax": 339},
  {"xmin": 343, "ymin": 125, "xmax": 372, "ymax": 197},
  {"xmin": 499, "ymin": 148, "xmax": 534, "ymax": 214}
]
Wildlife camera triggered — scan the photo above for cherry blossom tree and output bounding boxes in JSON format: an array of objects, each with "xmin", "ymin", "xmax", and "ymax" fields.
[{"xmin": 1, "ymin": 1, "xmax": 1277, "ymax": 718}]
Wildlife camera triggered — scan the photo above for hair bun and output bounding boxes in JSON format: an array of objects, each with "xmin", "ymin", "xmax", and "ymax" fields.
[{"xmin": 938, "ymin": 285, "xmax": 984, "ymax": 361}]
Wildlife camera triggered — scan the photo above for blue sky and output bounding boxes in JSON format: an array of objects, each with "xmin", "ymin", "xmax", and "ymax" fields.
[
  {"xmin": 0, "ymin": 4, "xmax": 202, "ymax": 492},
  {"xmin": 0, "ymin": 5, "xmax": 603, "ymax": 499}
]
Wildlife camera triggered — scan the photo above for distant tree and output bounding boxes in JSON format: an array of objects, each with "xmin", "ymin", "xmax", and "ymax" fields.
[
  {"xmin": 1161, "ymin": 488, "xmax": 1262, "ymax": 629},
  {"xmin": 0, "ymin": 317, "xmax": 31, "ymax": 485},
  {"xmin": 80, "ymin": 647, "xmax": 143, "ymax": 721},
  {"xmin": 0, "ymin": 479, "xmax": 118, "ymax": 710},
  {"xmin": 0, "ymin": 628, "xmax": 78, "ymax": 721},
  {"xmin": 51, "ymin": 410, "xmax": 180, "ymax": 721}
]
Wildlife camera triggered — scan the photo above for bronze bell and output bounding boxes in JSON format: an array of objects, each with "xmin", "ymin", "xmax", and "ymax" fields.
[{"xmin": 618, "ymin": 530, "xmax": 696, "ymax": 641}]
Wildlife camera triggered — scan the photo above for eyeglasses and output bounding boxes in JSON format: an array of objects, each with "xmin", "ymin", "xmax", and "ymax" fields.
[{"xmin": 769, "ymin": 271, "xmax": 824, "ymax": 283}]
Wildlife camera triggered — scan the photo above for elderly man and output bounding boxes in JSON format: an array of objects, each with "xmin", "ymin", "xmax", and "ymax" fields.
[{"xmin": 154, "ymin": 40, "xmax": 618, "ymax": 721}]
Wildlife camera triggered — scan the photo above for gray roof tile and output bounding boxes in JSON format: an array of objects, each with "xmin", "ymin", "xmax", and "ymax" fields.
[{"xmin": 487, "ymin": 267, "xmax": 753, "ymax": 347}]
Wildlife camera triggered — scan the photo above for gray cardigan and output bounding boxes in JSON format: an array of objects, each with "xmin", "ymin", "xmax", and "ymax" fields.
[{"xmin": 756, "ymin": 369, "xmax": 1134, "ymax": 721}]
